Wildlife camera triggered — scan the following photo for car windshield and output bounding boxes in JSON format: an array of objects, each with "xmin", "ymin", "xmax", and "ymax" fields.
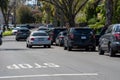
[
  {"xmin": 32, "ymin": 33, "xmax": 48, "ymax": 36},
  {"xmin": 73, "ymin": 29, "xmax": 93, "ymax": 34}
]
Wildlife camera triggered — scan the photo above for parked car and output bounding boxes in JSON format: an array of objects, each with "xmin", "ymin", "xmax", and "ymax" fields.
[
  {"xmin": 0, "ymin": 37, "xmax": 2, "ymax": 46},
  {"xmin": 26, "ymin": 31, "xmax": 51, "ymax": 48},
  {"xmin": 64, "ymin": 27, "xmax": 96, "ymax": 51},
  {"xmin": 48, "ymin": 27, "xmax": 67, "ymax": 44},
  {"xmin": 95, "ymin": 26, "xmax": 108, "ymax": 46},
  {"xmin": 98, "ymin": 24, "xmax": 120, "ymax": 57},
  {"xmin": 55, "ymin": 31, "xmax": 67, "ymax": 46},
  {"xmin": 37, "ymin": 26, "xmax": 48, "ymax": 32},
  {"xmin": 15, "ymin": 28, "xmax": 31, "ymax": 41},
  {"xmin": 0, "ymin": 25, "xmax": 3, "ymax": 37},
  {"xmin": 46, "ymin": 24, "xmax": 54, "ymax": 30},
  {"xmin": 12, "ymin": 27, "xmax": 20, "ymax": 35}
]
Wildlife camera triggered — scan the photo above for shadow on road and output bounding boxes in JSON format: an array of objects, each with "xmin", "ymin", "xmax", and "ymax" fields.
[
  {"xmin": 29, "ymin": 46, "xmax": 54, "ymax": 49},
  {"xmin": 0, "ymin": 48, "xmax": 28, "ymax": 51}
]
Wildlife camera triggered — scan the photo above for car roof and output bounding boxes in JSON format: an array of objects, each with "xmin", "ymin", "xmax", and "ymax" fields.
[{"xmin": 32, "ymin": 31, "xmax": 46, "ymax": 33}]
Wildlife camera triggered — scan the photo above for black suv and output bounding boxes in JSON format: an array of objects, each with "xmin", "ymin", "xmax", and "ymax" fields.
[
  {"xmin": 48, "ymin": 27, "xmax": 67, "ymax": 44},
  {"xmin": 64, "ymin": 27, "xmax": 96, "ymax": 51},
  {"xmin": 99, "ymin": 24, "xmax": 120, "ymax": 57},
  {"xmin": 16, "ymin": 28, "xmax": 31, "ymax": 41}
]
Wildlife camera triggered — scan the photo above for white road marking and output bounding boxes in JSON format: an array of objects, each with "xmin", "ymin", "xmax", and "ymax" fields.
[
  {"xmin": 6, "ymin": 63, "xmax": 60, "ymax": 70},
  {"xmin": 0, "ymin": 73, "xmax": 98, "ymax": 79}
]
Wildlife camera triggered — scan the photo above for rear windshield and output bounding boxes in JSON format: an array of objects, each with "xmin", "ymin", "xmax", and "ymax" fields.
[
  {"xmin": 54, "ymin": 29, "xmax": 66, "ymax": 34},
  {"xmin": 38, "ymin": 28, "xmax": 48, "ymax": 30},
  {"xmin": 19, "ymin": 30, "xmax": 29, "ymax": 32},
  {"xmin": 73, "ymin": 29, "xmax": 93, "ymax": 34},
  {"xmin": 115, "ymin": 26, "xmax": 120, "ymax": 32},
  {"xmin": 32, "ymin": 33, "xmax": 48, "ymax": 36}
]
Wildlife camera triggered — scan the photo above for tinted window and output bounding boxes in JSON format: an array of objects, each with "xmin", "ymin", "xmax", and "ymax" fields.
[
  {"xmin": 73, "ymin": 29, "xmax": 93, "ymax": 34},
  {"xmin": 19, "ymin": 29, "xmax": 29, "ymax": 32},
  {"xmin": 32, "ymin": 33, "xmax": 48, "ymax": 36},
  {"xmin": 115, "ymin": 26, "xmax": 120, "ymax": 32},
  {"xmin": 38, "ymin": 28, "xmax": 48, "ymax": 30},
  {"xmin": 54, "ymin": 29, "xmax": 66, "ymax": 34}
]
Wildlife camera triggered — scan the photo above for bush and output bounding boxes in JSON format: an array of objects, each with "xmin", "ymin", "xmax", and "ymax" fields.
[{"xmin": 3, "ymin": 30, "xmax": 12, "ymax": 36}]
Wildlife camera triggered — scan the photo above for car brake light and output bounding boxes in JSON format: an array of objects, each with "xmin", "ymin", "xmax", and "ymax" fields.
[
  {"xmin": 30, "ymin": 38, "xmax": 34, "ymax": 41},
  {"xmin": 114, "ymin": 33, "xmax": 120, "ymax": 40},
  {"xmin": 48, "ymin": 37, "xmax": 51, "ymax": 40},
  {"xmin": 59, "ymin": 36, "xmax": 64, "ymax": 39}
]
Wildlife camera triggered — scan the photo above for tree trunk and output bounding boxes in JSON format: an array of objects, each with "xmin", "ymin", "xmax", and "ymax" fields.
[
  {"xmin": 105, "ymin": 0, "xmax": 113, "ymax": 26},
  {"xmin": 68, "ymin": 15, "xmax": 75, "ymax": 27}
]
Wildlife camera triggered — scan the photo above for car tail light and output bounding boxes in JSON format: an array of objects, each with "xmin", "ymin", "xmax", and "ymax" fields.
[
  {"xmin": 48, "ymin": 37, "xmax": 51, "ymax": 40},
  {"xmin": 59, "ymin": 36, "xmax": 64, "ymax": 39},
  {"xmin": 114, "ymin": 33, "xmax": 120, "ymax": 40},
  {"xmin": 69, "ymin": 34, "xmax": 74, "ymax": 39},
  {"xmin": 30, "ymin": 38, "xmax": 34, "ymax": 41}
]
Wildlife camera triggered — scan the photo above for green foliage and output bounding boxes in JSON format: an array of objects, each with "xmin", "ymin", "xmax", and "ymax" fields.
[
  {"xmin": 16, "ymin": 6, "xmax": 35, "ymax": 24},
  {"xmin": 3, "ymin": 30, "xmax": 12, "ymax": 36},
  {"xmin": 33, "ymin": 13, "xmax": 42, "ymax": 23}
]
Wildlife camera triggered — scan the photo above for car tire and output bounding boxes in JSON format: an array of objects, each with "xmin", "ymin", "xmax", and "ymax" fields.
[
  {"xmin": 64, "ymin": 46, "xmax": 67, "ymax": 50},
  {"xmin": 91, "ymin": 46, "xmax": 96, "ymax": 51},
  {"xmin": 28, "ymin": 45, "xmax": 32, "ymax": 48},
  {"xmin": 67, "ymin": 46, "xmax": 72, "ymax": 51},
  {"xmin": 109, "ymin": 47, "xmax": 115, "ymax": 57},
  {"xmin": 16, "ymin": 38, "xmax": 19, "ymax": 41},
  {"xmin": 85, "ymin": 47, "xmax": 89, "ymax": 51},
  {"xmin": 98, "ymin": 46, "xmax": 104, "ymax": 55},
  {"xmin": 48, "ymin": 45, "xmax": 51, "ymax": 48},
  {"xmin": 44, "ymin": 45, "xmax": 47, "ymax": 48}
]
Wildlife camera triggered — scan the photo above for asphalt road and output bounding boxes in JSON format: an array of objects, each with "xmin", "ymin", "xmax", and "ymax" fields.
[{"xmin": 0, "ymin": 36, "xmax": 120, "ymax": 80}]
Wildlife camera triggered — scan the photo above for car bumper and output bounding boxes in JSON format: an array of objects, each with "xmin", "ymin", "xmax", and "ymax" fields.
[
  {"xmin": 111, "ymin": 42, "xmax": 120, "ymax": 52},
  {"xmin": 29, "ymin": 41, "xmax": 51, "ymax": 46},
  {"xmin": 69, "ymin": 41, "xmax": 95, "ymax": 48}
]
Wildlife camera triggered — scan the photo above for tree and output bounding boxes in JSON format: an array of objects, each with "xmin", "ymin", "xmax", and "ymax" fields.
[
  {"xmin": 105, "ymin": 0, "xmax": 113, "ymax": 26},
  {"xmin": 39, "ymin": 0, "xmax": 89, "ymax": 27},
  {"xmin": 0, "ymin": 0, "xmax": 9, "ymax": 29},
  {"xmin": 16, "ymin": 6, "xmax": 35, "ymax": 24}
]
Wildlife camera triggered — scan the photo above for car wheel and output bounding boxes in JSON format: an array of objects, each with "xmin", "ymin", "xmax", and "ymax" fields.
[
  {"xmin": 91, "ymin": 46, "xmax": 96, "ymax": 51},
  {"xmin": 16, "ymin": 38, "xmax": 19, "ymax": 41},
  {"xmin": 64, "ymin": 46, "xmax": 67, "ymax": 50},
  {"xmin": 28, "ymin": 45, "xmax": 32, "ymax": 48},
  {"xmin": 85, "ymin": 47, "xmax": 89, "ymax": 51},
  {"xmin": 26, "ymin": 44, "xmax": 29, "ymax": 48},
  {"xmin": 44, "ymin": 45, "xmax": 47, "ymax": 48},
  {"xmin": 48, "ymin": 45, "xmax": 51, "ymax": 48},
  {"xmin": 109, "ymin": 47, "xmax": 116, "ymax": 57},
  {"xmin": 98, "ymin": 46, "xmax": 104, "ymax": 55},
  {"xmin": 67, "ymin": 46, "xmax": 72, "ymax": 51}
]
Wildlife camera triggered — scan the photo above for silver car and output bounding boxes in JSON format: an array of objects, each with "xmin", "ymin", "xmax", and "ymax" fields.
[{"xmin": 26, "ymin": 31, "xmax": 51, "ymax": 48}]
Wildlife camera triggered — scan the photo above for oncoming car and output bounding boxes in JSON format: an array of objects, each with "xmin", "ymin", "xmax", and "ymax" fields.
[{"xmin": 26, "ymin": 31, "xmax": 51, "ymax": 48}]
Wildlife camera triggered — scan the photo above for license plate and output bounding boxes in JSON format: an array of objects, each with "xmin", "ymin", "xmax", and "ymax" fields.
[
  {"xmin": 39, "ymin": 38, "xmax": 44, "ymax": 41},
  {"xmin": 81, "ymin": 36, "xmax": 86, "ymax": 39}
]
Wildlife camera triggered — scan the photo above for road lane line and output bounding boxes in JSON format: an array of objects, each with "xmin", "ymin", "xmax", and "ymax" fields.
[{"xmin": 0, "ymin": 73, "xmax": 98, "ymax": 79}]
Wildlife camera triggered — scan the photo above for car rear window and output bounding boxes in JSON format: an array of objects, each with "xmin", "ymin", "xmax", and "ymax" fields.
[
  {"xmin": 73, "ymin": 29, "xmax": 93, "ymax": 34},
  {"xmin": 32, "ymin": 33, "xmax": 48, "ymax": 36},
  {"xmin": 19, "ymin": 29, "xmax": 29, "ymax": 32},
  {"xmin": 54, "ymin": 29, "xmax": 66, "ymax": 34},
  {"xmin": 115, "ymin": 26, "xmax": 120, "ymax": 32}
]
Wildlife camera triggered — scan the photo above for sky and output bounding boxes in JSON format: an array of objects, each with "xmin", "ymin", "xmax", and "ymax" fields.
[{"xmin": 25, "ymin": 0, "xmax": 38, "ymax": 5}]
